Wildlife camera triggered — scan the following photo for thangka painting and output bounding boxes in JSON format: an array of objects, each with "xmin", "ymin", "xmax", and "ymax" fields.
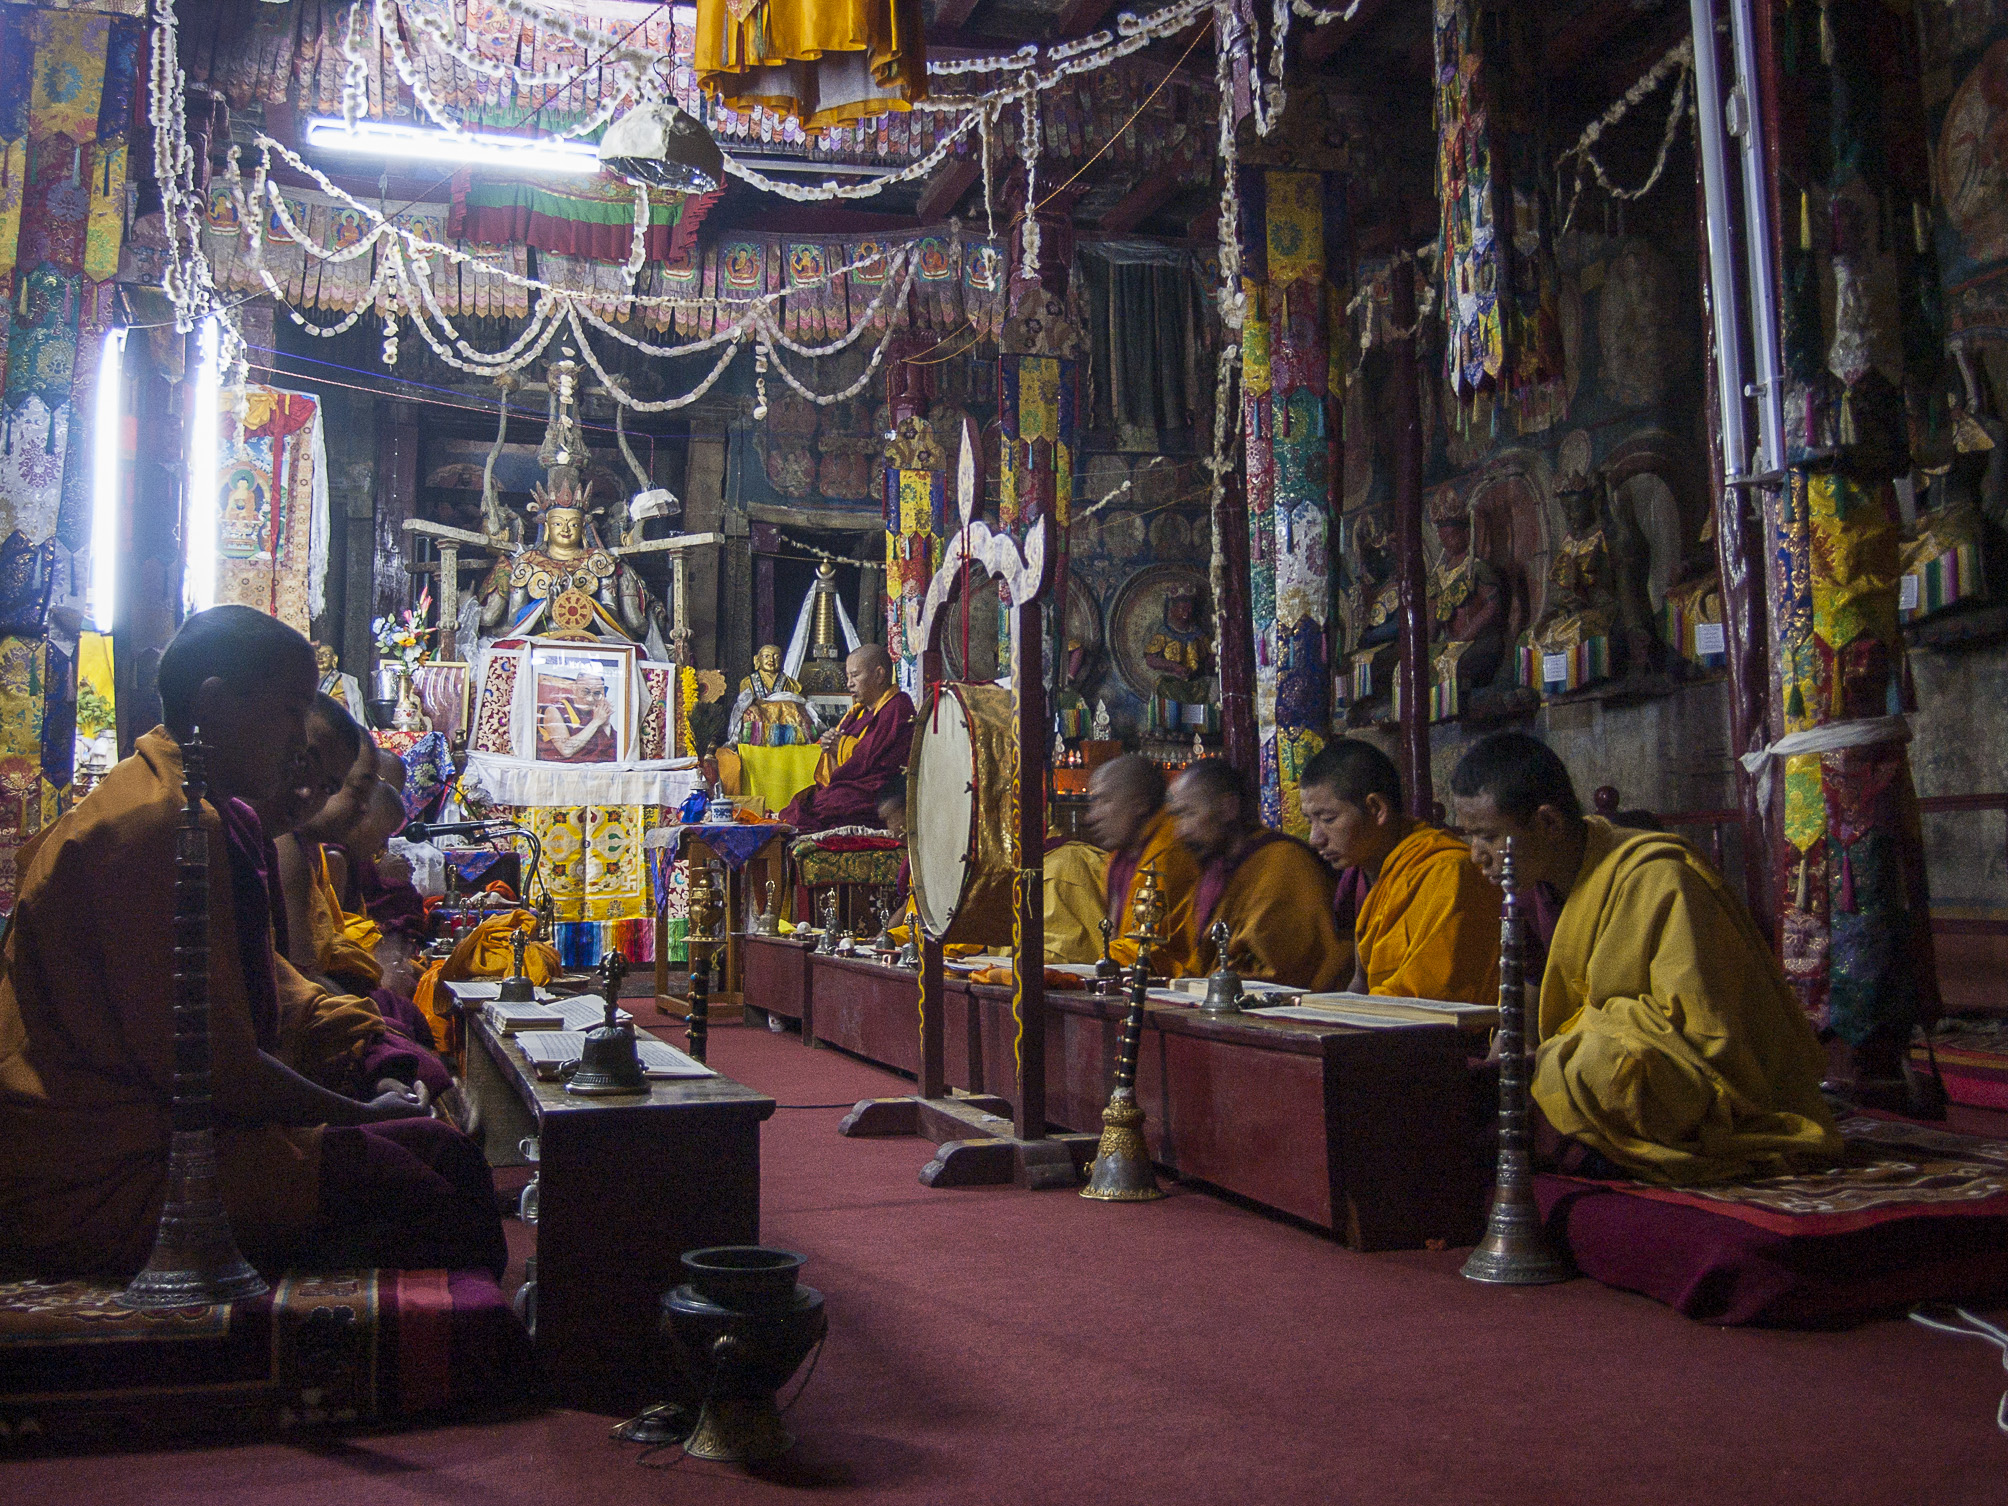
[
  {"xmin": 214, "ymin": 387, "xmax": 328, "ymax": 634},
  {"xmin": 1924, "ymin": 5, "xmax": 2008, "ymax": 341}
]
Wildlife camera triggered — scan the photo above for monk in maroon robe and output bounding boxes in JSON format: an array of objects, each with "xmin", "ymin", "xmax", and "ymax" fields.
[{"xmin": 781, "ymin": 645, "xmax": 915, "ymax": 834}]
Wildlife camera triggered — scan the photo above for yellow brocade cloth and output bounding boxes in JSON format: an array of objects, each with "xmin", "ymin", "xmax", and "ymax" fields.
[
  {"xmin": 1043, "ymin": 841, "xmax": 1109, "ymax": 965},
  {"xmin": 1106, "ymin": 810, "xmax": 1203, "ymax": 977},
  {"xmin": 696, "ymin": 0, "xmax": 926, "ymax": 127},
  {"xmin": 736, "ymin": 743, "xmax": 825, "ymax": 815},
  {"xmin": 1355, "ymin": 824, "xmax": 1501, "ymax": 1004},
  {"xmin": 1197, "ymin": 836, "xmax": 1347, "ymax": 991},
  {"xmin": 412, "ymin": 911, "xmax": 561, "ymax": 1054},
  {"xmin": 1534, "ymin": 817, "xmax": 1842, "ymax": 1185}
]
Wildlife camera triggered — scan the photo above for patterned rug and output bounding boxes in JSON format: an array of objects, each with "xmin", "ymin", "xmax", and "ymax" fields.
[
  {"xmin": 1915, "ymin": 1017, "xmax": 2008, "ymax": 1111},
  {"xmin": 1579, "ymin": 1116, "xmax": 2008, "ymax": 1236},
  {"xmin": 0, "ymin": 1269, "xmax": 532, "ymax": 1447}
]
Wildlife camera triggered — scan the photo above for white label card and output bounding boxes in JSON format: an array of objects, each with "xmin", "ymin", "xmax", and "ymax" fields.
[
  {"xmin": 1693, "ymin": 622, "xmax": 1726, "ymax": 655},
  {"xmin": 1900, "ymin": 574, "xmax": 1921, "ymax": 611},
  {"xmin": 1541, "ymin": 652, "xmax": 1570, "ymax": 684}
]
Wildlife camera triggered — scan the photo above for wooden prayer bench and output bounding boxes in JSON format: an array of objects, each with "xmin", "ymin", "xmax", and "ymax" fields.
[
  {"xmin": 790, "ymin": 948, "xmax": 1488, "ymax": 1250},
  {"xmin": 458, "ymin": 996, "xmax": 775, "ymax": 1411}
]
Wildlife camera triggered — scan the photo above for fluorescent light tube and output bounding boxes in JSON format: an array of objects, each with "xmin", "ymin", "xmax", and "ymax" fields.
[
  {"xmin": 91, "ymin": 327, "xmax": 127, "ymax": 634},
  {"xmin": 303, "ymin": 116, "xmax": 603, "ymax": 175},
  {"xmin": 184, "ymin": 317, "xmax": 221, "ymax": 616}
]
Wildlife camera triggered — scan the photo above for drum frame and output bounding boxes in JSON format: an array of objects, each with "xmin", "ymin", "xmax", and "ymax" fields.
[{"xmin": 907, "ymin": 682, "xmax": 1018, "ymax": 947}]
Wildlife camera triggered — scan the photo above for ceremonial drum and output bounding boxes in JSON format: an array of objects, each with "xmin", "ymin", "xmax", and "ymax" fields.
[{"xmin": 907, "ymin": 682, "xmax": 1017, "ymax": 945}]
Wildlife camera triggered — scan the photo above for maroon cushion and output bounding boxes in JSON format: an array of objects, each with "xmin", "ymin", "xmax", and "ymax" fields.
[{"xmin": 0, "ymin": 1268, "xmax": 534, "ymax": 1446}]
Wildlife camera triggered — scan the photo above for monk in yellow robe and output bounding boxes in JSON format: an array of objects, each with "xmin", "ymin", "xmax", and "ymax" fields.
[
  {"xmin": 1042, "ymin": 838, "xmax": 1110, "ymax": 965},
  {"xmin": 1298, "ymin": 739, "xmax": 1499, "ymax": 1003},
  {"xmin": 1449, "ymin": 730, "xmax": 1840, "ymax": 1185},
  {"xmin": 1167, "ymin": 760, "xmax": 1346, "ymax": 990},
  {"xmin": 1088, "ymin": 754, "xmax": 1201, "ymax": 976},
  {"xmin": 0, "ymin": 606, "xmax": 504, "ymax": 1279}
]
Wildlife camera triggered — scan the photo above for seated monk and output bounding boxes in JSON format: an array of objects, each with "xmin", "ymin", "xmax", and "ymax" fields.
[
  {"xmin": 879, "ymin": 779, "xmax": 916, "ymax": 932},
  {"xmin": 1299, "ymin": 739, "xmax": 1499, "ymax": 1003},
  {"xmin": 1167, "ymin": 759, "xmax": 1346, "ymax": 990},
  {"xmin": 779, "ymin": 645, "xmax": 914, "ymax": 835},
  {"xmin": 1448, "ymin": 731, "xmax": 1841, "ymax": 1185},
  {"xmin": 1042, "ymin": 836, "xmax": 1109, "ymax": 966},
  {"xmin": 1087, "ymin": 754, "xmax": 1201, "ymax": 977},
  {"xmin": 0, "ymin": 605, "xmax": 505, "ymax": 1279}
]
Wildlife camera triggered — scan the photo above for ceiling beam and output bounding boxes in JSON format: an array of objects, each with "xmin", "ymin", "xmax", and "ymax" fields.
[
  {"xmin": 930, "ymin": 0, "xmax": 984, "ymax": 37},
  {"xmin": 1053, "ymin": 0, "xmax": 1120, "ymax": 38},
  {"xmin": 917, "ymin": 157, "xmax": 983, "ymax": 223},
  {"xmin": 1300, "ymin": 0, "xmax": 1403, "ymax": 65},
  {"xmin": 1094, "ymin": 174, "xmax": 1179, "ymax": 235}
]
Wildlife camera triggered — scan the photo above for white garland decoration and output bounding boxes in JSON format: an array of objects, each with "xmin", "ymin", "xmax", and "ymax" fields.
[{"xmin": 1555, "ymin": 37, "xmax": 1696, "ymax": 235}]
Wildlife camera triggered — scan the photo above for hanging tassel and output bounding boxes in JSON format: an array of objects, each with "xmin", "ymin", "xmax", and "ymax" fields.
[
  {"xmin": 1838, "ymin": 847, "xmax": 1856, "ymax": 913},
  {"xmin": 1801, "ymin": 191, "xmax": 1812, "ymax": 252},
  {"xmin": 1787, "ymin": 680, "xmax": 1806, "ymax": 720},
  {"xmin": 1913, "ymin": 201, "xmax": 1929, "ymax": 255},
  {"xmin": 1794, "ymin": 853, "xmax": 1811, "ymax": 911},
  {"xmin": 1818, "ymin": 0, "xmax": 1836, "ymax": 67},
  {"xmin": 1840, "ymin": 388, "xmax": 1857, "ymax": 447}
]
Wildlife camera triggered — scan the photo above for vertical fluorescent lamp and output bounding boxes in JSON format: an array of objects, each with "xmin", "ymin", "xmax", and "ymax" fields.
[
  {"xmin": 91, "ymin": 327, "xmax": 128, "ymax": 633},
  {"xmin": 184, "ymin": 315, "xmax": 222, "ymax": 614}
]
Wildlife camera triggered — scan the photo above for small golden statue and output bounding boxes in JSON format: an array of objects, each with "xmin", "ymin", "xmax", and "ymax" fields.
[{"xmin": 731, "ymin": 644, "xmax": 814, "ymax": 747}]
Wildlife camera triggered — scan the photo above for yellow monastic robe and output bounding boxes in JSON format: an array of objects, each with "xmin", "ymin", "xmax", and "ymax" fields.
[
  {"xmin": 0, "ymin": 731, "xmax": 324, "ymax": 1276},
  {"xmin": 1355, "ymin": 824, "xmax": 1501, "ymax": 1004},
  {"xmin": 1043, "ymin": 840, "xmax": 1109, "ymax": 965},
  {"xmin": 1534, "ymin": 817, "xmax": 1841, "ymax": 1185},
  {"xmin": 412, "ymin": 909, "xmax": 561, "ymax": 1053},
  {"xmin": 1197, "ymin": 836, "xmax": 1348, "ymax": 991},
  {"xmin": 1105, "ymin": 810, "xmax": 1203, "ymax": 977},
  {"xmin": 310, "ymin": 847, "xmax": 384, "ymax": 993}
]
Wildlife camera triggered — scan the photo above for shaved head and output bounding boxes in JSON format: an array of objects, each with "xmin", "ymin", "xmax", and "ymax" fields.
[
  {"xmin": 376, "ymin": 747, "xmax": 408, "ymax": 790},
  {"xmin": 1086, "ymin": 754, "xmax": 1166, "ymax": 855},
  {"xmin": 1168, "ymin": 758, "xmax": 1257, "ymax": 864},
  {"xmin": 845, "ymin": 641, "xmax": 894, "ymax": 703}
]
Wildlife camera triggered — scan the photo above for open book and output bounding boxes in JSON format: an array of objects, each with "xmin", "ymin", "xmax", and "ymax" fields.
[
  {"xmin": 450, "ymin": 980, "xmax": 557, "ymax": 1003},
  {"xmin": 1252, "ymin": 992, "xmax": 1499, "ymax": 1031},
  {"xmin": 486, "ymin": 996, "xmax": 634, "ymax": 1034},
  {"xmin": 515, "ymin": 1031, "xmax": 715, "ymax": 1080}
]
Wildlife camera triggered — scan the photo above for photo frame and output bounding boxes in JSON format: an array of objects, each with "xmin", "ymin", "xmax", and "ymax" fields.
[
  {"xmin": 411, "ymin": 661, "xmax": 473, "ymax": 745},
  {"xmin": 529, "ymin": 644, "xmax": 632, "ymax": 765}
]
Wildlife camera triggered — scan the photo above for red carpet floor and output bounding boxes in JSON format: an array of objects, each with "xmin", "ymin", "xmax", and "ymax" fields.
[{"xmin": 6, "ymin": 1022, "xmax": 2005, "ymax": 1505}]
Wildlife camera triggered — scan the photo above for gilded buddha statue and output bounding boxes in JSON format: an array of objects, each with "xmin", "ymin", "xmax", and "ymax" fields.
[
  {"xmin": 1529, "ymin": 470, "xmax": 1618, "ymax": 658},
  {"xmin": 1427, "ymin": 491, "xmax": 1507, "ymax": 695},
  {"xmin": 470, "ymin": 357, "xmax": 663, "ymax": 647}
]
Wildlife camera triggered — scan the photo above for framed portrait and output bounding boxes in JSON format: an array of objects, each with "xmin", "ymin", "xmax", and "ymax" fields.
[{"xmin": 530, "ymin": 645, "xmax": 631, "ymax": 765}]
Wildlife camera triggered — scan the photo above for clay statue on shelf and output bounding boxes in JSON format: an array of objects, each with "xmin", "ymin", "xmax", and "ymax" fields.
[
  {"xmin": 1528, "ymin": 470, "xmax": 1619, "ymax": 663},
  {"xmin": 1427, "ymin": 493, "xmax": 1508, "ymax": 693}
]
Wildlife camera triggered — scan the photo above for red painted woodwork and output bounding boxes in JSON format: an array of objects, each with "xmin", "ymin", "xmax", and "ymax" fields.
[{"xmin": 744, "ymin": 934, "xmax": 811, "ymax": 1022}]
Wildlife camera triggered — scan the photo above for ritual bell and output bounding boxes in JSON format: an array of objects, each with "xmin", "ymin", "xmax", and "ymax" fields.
[
  {"xmin": 496, "ymin": 924, "xmax": 537, "ymax": 1002},
  {"xmin": 815, "ymin": 891, "xmax": 842, "ymax": 956},
  {"xmin": 564, "ymin": 951, "xmax": 648, "ymax": 1096},
  {"xmin": 1093, "ymin": 917, "xmax": 1121, "ymax": 994},
  {"xmin": 1082, "ymin": 866, "xmax": 1168, "ymax": 1203},
  {"xmin": 1198, "ymin": 919, "xmax": 1244, "ymax": 1015},
  {"xmin": 750, "ymin": 880, "xmax": 780, "ymax": 937}
]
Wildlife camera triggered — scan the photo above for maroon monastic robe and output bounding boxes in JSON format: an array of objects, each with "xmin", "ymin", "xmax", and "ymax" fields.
[{"xmin": 781, "ymin": 689, "xmax": 915, "ymax": 834}]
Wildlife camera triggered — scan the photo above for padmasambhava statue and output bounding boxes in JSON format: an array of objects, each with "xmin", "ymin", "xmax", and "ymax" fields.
[{"xmin": 731, "ymin": 644, "xmax": 814, "ymax": 746}]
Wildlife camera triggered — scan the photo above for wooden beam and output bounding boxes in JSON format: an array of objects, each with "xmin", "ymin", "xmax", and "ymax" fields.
[
  {"xmin": 1300, "ymin": 0, "xmax": 1403, "ymax": 65},
  {"xmin": 930, "ymin": 0, "xmax": 983, "ymax": 34},
  {"xmin": 1053, "ymin": 0, "xmax": 1118, "ymax": 37},
  {"xmin": 917, "ymin": 157, "xmax": 982, "ymax": 224},
  {"xmin": 1094, "ymin": 174, "xmax": 1179, "ymax": 234}
]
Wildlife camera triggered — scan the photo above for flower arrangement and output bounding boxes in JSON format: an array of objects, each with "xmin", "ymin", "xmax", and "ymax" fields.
[{"xmin": 372, "ymin": 588, "xmax": 436, "ymax": 673}]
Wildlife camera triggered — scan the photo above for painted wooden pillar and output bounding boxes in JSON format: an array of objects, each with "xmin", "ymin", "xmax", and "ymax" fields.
[{"xmin": 1246, "ymin": 169, "xmax": 1338, "ymax": 831}]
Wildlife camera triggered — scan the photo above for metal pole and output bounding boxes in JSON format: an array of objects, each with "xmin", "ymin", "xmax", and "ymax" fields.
[
  {"xmin": 1727, "ymin": 0, "xmax": 1788, "ymax": 477},
  {"xmin": 1688, "ymin": 0, "xmax": 1752, "ymax": 481}
]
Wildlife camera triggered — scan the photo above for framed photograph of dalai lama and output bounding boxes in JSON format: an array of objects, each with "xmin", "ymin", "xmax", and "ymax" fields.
[{"xmin": 530, "ymin": 645, "xmax": 631, "ymax": 765}]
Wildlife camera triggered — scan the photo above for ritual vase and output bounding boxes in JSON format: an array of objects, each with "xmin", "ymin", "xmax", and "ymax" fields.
[{"xmin": 393, "ymin": 668, "xmax": 430, "ymax": 732}]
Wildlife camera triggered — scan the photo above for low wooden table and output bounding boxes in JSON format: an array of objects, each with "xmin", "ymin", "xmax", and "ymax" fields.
[
  {"xmin": 457, "ymin": 992, "xmax": 776, "ymax": 1409},
  {"xmin": 788, "ymin": 951, "xmax": 1488, "ymax": 1250}
]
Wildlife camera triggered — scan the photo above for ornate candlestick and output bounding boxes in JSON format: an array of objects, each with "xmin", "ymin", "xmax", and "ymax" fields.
[
  {"xmin": 497, "ymin": 924, "xmax": 536, "ymax": 1002},
  {"xmin": 684, "ymin": 858, "xmax": 716, "ymax": 1064},
  {"xmin": 1082, "ymin": 866, "xmax": 1167, "ymax": 1202},
  {"xmin": 566, "ymin": 950, "xmax": 646, "ymax": 1095},
  {"xmin": 1462, "ymin": 838, "xmax": 1572, "ymax": 1284},
  {"xmin": 123, "ymin": 729, "xmax": 268, "ymax": 1308},
  {"xmin": 1199, "ymin": 919, "xmax": 1245, "ymax": 1014}
]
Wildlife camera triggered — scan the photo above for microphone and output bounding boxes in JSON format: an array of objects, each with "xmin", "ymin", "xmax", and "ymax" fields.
[{"xmin": 403, "ymin": 819, "xmax": 513, "ymax": 843}]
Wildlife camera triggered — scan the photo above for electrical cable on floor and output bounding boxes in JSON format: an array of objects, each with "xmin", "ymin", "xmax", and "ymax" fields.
[{"xmin": 1909, "ymin": 1304, "xmax": 2008, "ymax": 1434}]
